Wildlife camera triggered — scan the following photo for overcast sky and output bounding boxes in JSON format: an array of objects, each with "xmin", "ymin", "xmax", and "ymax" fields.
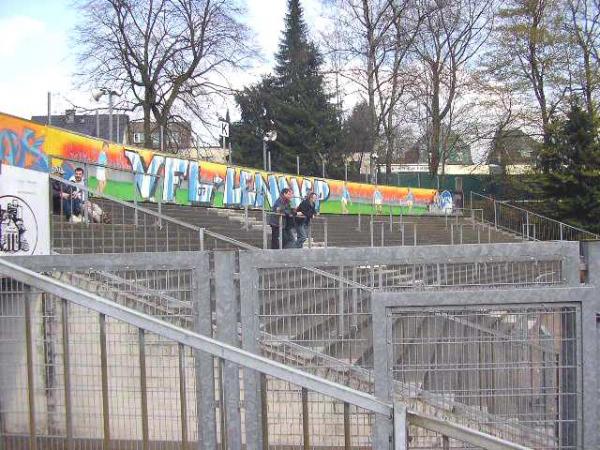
[{"xmin": 0, "ymin": 0, "xmax": 330, "ymax": 133}]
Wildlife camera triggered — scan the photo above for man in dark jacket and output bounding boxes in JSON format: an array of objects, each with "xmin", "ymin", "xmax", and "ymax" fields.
[
  {"xmin": 269, "ymin": 188, "xmax": 296, "ymax": 249},
  {"xmin": 51, "ymin": 177, "xmax": 82, "ymax": 221},
  {"xmin": 295, "ymin": 192, "xmax": 317, "ymax": 248}
]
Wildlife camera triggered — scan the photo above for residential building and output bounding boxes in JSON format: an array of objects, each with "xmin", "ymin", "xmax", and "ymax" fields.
[
  {"xmin": 128, "ymin": 119, "xmax": 193, "ymax": 153},
  {"xmin": 31, "ymin": 109, "xmax": 130, "ymax": 143}
]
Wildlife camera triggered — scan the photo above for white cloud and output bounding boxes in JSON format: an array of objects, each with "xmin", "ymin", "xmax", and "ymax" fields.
[{"xmin": 0, "ymin": 16, "xmax": 45, "ymax": 58}]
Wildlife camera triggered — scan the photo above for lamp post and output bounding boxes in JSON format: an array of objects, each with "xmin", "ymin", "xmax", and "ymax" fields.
[
  {"xmin": 93, "ymin": 88, "xmax": 121, "ymax": 142},
  {"xmin": 371, "ymin": 153, "xmax": 379, "ymax": 185},
  {"xmin": 263, "ymin": 130, "xmax": 277, "ymax": 172}
]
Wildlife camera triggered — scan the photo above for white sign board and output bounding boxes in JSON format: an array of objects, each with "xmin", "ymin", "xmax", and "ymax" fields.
[
  {"xmin": 219, "ymin": 121, "xmax": 230, "ymax": 138},
  {"xmin": 0, "ymin": 164, "xmax": 50, "ymax": 256}
]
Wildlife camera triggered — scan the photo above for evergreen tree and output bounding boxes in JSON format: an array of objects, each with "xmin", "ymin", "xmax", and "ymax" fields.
[
  {"xmin": 232, "ymin": 0, "xmax": 341, "ymax": 176},
  {"xmin": 532, "ymin": 103, "xmax": 600, "ymax": 232}
]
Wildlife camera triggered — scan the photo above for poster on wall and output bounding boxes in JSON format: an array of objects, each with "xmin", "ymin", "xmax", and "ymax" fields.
[{"xmin": 0, "ymin": 164, "xmax": 50, "ymax": 256}]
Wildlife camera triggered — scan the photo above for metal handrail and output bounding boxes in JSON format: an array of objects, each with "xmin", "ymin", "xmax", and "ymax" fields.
[
  {"xmin": 50, "ymin": 174, "xmax": 255, "ymax": 250},
  {"xmin": 50, "ymin": 175, "xmax": 369, "ymax": 290},
  {"xmin": 471, "ymin": 192, "xmax": 599, "ymax": 239},
  {"xmin": 0, "ymin": 257, "xmax": 531, "ymax": 450}
]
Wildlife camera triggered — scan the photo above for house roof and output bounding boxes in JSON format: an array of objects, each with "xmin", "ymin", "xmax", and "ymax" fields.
[{"xmin": 31, "ymin": 112, "xmax": 130, "ymax": 143}]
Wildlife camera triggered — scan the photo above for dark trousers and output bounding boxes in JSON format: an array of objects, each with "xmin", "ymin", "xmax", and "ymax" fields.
[
  {"xmin": 271, "ymin": 226, "xmax": 280, "ymax": 249},
  {"xmin": 271, "ymin": 226, "xmax": 296, "ymax": 249}
]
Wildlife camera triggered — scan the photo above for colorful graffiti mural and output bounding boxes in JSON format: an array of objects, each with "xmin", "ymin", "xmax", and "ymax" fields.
[{"xmin": 1, "ymin": 112, "xmax": 437, "ymax": 214}]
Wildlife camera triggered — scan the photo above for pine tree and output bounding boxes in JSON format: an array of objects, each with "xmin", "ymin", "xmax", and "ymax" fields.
[
  {"xmin": 533, "ymin": 103, "xmax": 600, "ymax": 232},
  {"xmin": 232, "ymin": 0, "xmax": 341, "ymax": 176}
]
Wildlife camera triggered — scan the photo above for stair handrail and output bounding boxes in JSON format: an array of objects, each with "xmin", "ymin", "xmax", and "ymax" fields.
[
  {"xmin": 471, "ymin": 191, "xmax": 599, "ymax": 240},
  {"xmin": 50, "ymin": 175, "xmax": 371, "ymax": 290},
  {"xmin": 50, "ymin": 174, "xmax": 255, "ymax": 250},
  {"xmin": 0, "ymin": 256, "xmax": 531, "ymax": 450}
]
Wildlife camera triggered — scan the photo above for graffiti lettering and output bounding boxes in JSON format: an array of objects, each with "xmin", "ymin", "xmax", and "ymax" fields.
[
  {"xmin": 0, "ymin": 128, "xmax": 48, "ymax": 172},
  {"xmin": 124, "ymin": 150, "xmax": 164, "ymax": 199}
]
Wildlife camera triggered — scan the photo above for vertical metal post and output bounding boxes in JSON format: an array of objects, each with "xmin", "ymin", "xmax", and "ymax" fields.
[
  {"xmin": 192, "ymin": 255, "xmax": 218, "ymax": 449},
  {"xmin": 178, "ymin": 344, "xmax": 188, "ymax": 450},
  {"xmin": 393, "ymin": 401, "xmax": 408, "ymax": 450},
  {"xmin": 389, "ymin": 205, "xmax": 393, "ymax": 231},
  {"xmin": 488, "ymin": 225, "xmax": 491, "ymax": 243},
  {"xmin": 372, "ymin": 301, "xmax": 393, "ymax": 448},
  {"xmin": 526, "ymin": 211, "xmax": 530, "ymax": 239},
  {"xmin": 322, "ymin": 159, "xmax": 326, "ymax": 178},
  {"xmin": 337, "ymin": 266, "xmax": 344, "ymax": 337},
  {"xmin": 263, "ymin": 140, "xmax": 267, "ymax": 171},
  {"xmin": 344, "ymin": 161, "xmax": 348, "ymax": 181},
  {"xmin": 262, "ymin": 207, "xmax": 267, "ymax": 249},
  {"xmin": 356, "ymin": 212, "xmax": 361, "ymax": 232},
  {"xmin": 459, "ymin": 224, "xmax": 463, "ymax": 244},
  {"xmin": 157, "ymin": 188, "xmax": 162, "ymax": 228},
  {"xmin": 302, "ymin": 388, "xmax": 310, "ymax": 450},
  {"xmin": 442, "ymin": 435, "xmax": 450, "ymax": 450},
  {"xmin": 413, "ymin": 223, "xmax": 417, "ymax": 246},
  {"xmin": 493, "ymin": 200, "xmax": 498, "ymax": 229},
  {"xmin": 260, "ymin": 373, "xmax": 269, "ymax": 450},
  {"xmin": 477, "ymin": 226, "xmax": 481, "ymax": 244},
  {"xmin": 199, "ymin": 228, "xmax": 205, "ymax": 251},
  {"xmin": 450, "ymin": 223, "xmax": 454, "ymax": 245},
  {"xmin": 324, "ymin": 221, "xmax": 328, "ymax": 248},
  {"xmin": 108, "ymin": 92, "xmax": 114, "ymax": 142},
  {"xmin": 99, "ymin": 314, "xmax": 110, "ymax": 450},
  {"xmin": 133, "ymin": 185, "xmax": 139, "ymax": 226},
  {"xmin": 343, "ymin": 402, "xmax": 351, "ymax": 450},
  {"xmin": 47, "ymin": 91, "xmax": 52, "ymax": 125},
  {"xmin": 278, "ymin": 215, "xmax": 283, "ymax": 249},
  {"xmin": 138, "ymin": 329, "xmax": 149, "ymax": 450},
  {"xmin": 24, "ymin": 291, "xmax": 37, "ymax": 450},
  {"xmin": 214, "ymin": 252, "xmax": 242, "ymax": 450},
  {"xmin": 268, "ymin": 151, "xmax": 272, "ymax": 172},
  {"xmin": 370, "ymin": 217, "xmax": 374, "ymax": 247},
  {"xmin": 401, "ymin": 223, "xmax": 405, "ymax": 246},
  {"xmin": 160, "ymin": 125, "xmax": 164, "ymax": 152},
  {"xmin": 61, "ymin": 299, "xmax": 73, "ymax": 450},
  {"xmin": 560, "ymin": 222, "xmax": 564, "ymax": 241}
]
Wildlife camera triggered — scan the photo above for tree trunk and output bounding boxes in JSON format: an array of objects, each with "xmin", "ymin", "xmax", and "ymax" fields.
[
  {"xmin": 429, "ymin": 67, "xmax": 441, "ymax": 176},
  {"xmin": 143, "ymin": 103, "xmax": 153, "ymax": 149}
]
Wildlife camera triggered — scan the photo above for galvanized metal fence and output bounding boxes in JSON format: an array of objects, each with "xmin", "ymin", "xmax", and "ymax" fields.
[
  {"xmin": 371, "ymin": 282, "xmax": 600, "ymax": 450},
  {"xmin": 471, "ymin": 192, "xmax": 599, "ymax": 241},
  {"xmin": 0, "ymin": 252, "xmax": 531, "ymax": 450},
  {"xmin": 238, "ymin": 241, "xmax": 596, "ymax": 449}
]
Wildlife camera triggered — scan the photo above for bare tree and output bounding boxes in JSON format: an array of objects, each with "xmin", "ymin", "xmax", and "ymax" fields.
[
  {"xmin": 75, "ymin": 0, "xmax": 254, "ymax": 149},
  {"xmin": 412, "ymin": 0, "xmax": 494, "ymax": 176},
  {"xmin": 325, "ymin": 0, "xmax": 424, "ymax": 183},
  {"xmin": 565, "ymin": 0, "xmax": 600, "ymax": 114},
  {"xmin": 489, "ymin": 0, "xmax": 569, "ymax": 146}
]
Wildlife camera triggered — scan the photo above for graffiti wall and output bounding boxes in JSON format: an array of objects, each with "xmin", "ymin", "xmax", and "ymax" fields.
[{"xmin": 1, "ymin": 112, "xmax": 437, "ymax": 214}]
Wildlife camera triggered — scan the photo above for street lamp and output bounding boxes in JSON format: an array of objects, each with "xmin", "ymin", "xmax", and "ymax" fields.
[
  {"xmin": 371, "ymin": 152, "xmax": 379, "ymax": 185},
  {"xmin": 263, "ymin": 129, "xmax": 277, "ymax": 172},
  {"xmin": 92, "ymin": 88, "xmax": 121, "ymax": 142}
]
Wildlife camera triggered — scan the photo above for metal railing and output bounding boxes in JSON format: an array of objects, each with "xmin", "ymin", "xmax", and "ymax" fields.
[
  {"xmin": 0, "ymin": 256, "xmax": 530, "ymax": 450},
  {"xmin": 50, "ymin": 174, "xmax": 255, "ymax": 253},
  {"xmin": 471, "ymin": 192, "xmax": 599, "ymax": 241}
]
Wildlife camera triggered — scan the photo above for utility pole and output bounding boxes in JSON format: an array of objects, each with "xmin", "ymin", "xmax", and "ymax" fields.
[{"xmin": 47, "ymin": 92, "xmax": 52, "ymax": 125}]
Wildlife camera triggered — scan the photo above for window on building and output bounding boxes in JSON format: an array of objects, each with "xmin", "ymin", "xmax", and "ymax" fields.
[{"xmin": 133, "ymin": 132, "xmax": 144, "ymax": 144}]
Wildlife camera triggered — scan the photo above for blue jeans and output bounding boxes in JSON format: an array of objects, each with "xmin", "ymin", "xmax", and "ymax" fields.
[{"xmin": 296, "ymin": 223, "xmax": 309, "ymax": 248}]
